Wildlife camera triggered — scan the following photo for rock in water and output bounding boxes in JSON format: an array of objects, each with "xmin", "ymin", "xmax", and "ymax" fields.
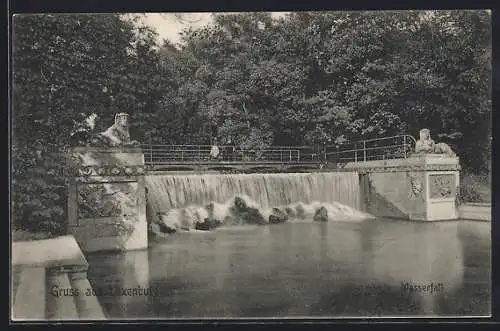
[
  {"xmin": 230, "ymin": 196, "xmax": 267, "ymax": 225},
  {"xmin": 269, "ymin": 207, "xmax": 288, "ymax": 224},
  {"xmin": 156, "ymin": 213, "xmax": 177, "ymax": 233},
  {"xmin": 233, "ymin": 196, "xmax": 248, "ymax": 211},
  {"xmin": 243, "ymin": 208, "xmax": 267, "ymax": 225},
  {"xmin": 195, "ymin": 218, "xmax": 222, "ymax": 231},
  {"xmin": 313, "ymin": 206, "xmax": 328, "ymax": 222},
  {"xmin": 157, "ymin": 221, "xmax": 177, "ymax": 233}
]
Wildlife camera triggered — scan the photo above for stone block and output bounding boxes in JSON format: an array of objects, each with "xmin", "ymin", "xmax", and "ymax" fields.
[
  {"xmin": 68, "ymin": 148, "xmax": 148, "ymax": 253},
  {"xmin": 348, "ymin": 154, "xmax": 460, "ymax": 221},
  {"xmin": 11, "ymin": 267, "xmax": 46, "ymax": 321}
]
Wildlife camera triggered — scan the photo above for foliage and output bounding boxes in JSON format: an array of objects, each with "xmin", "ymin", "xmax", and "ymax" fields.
[
  {"xmin": 12, "ymin": 229, "xmax": 54, "ymax": 242},
  {"xmin": 11, "ymin": 14, "xmax": 164, "ymax": 233},
  {"xmin": 458, "ymin": 172, "xmax": 491, "ymax": 204}
]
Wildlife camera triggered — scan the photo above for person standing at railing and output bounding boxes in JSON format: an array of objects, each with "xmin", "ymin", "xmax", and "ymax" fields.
[{"xmin": 210, "ymin": 138, "xmax": 220, "ymax": 160}]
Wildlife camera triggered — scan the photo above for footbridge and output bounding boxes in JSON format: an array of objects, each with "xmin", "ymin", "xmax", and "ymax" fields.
[{"xmin": 142, "ymin": 135, "xmax": 417, "ymax": 172}]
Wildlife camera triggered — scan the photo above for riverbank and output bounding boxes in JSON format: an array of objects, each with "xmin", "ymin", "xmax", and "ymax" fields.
[{"xmin": 459, "ymin": 203, "xmax": 491, "ymax": 221}]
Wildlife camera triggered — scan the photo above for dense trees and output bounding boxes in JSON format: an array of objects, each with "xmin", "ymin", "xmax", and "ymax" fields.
[
  {"xmin": 166, "ymin": 11, "xmax": 490, "ymax": 163},
  {"xmin": 11, "ymin": 11, "xmax": 491, "ymax": 233}
]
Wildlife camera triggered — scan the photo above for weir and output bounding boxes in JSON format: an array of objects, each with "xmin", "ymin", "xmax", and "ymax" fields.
[
  {"xmin": 145, "ymin": 172, "xmax": 361, "ymax": 214},
  {"xmin": 144, "ymin": 172, "xmax": 368, "ymax": 231}
]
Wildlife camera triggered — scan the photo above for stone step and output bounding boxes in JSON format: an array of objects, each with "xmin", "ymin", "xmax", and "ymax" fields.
[
  {"xmin": 12, "ymin": 267, "xmax": 46, "ymax": 321},
  {"xmin": 12, "ymin": 235, "xmax": 107, "ymax": 321},
  {"xmin": 69, "ymin": 276, "xmax": 106, "ymax": 320}
]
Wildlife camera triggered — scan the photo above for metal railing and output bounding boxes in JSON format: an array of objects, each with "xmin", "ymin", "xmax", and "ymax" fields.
[
  {"xmin": 141, "ymin": 135, "xmax": 417, "ymax": 166},
  {"xmin": 141, "ymin": 144, "xmax": 321, "ymax": 165},
  {"xmin": 325, "ymin": 135, "xmax": 417, "ymax": 164}
]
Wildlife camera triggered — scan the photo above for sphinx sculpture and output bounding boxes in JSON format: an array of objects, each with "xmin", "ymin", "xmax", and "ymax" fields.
[
  {"xmin": 414, "ymin": 128, "xmax": 456, "ymax": 157},
  {"xmin": 91, "ymin": 113, "xmax": 140, "ymax": 147}
]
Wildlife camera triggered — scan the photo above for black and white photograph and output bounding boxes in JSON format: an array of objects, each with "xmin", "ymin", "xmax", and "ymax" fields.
[{"xmin": 10, "ymin": 10, "xmax": 492, "ymax": 320}]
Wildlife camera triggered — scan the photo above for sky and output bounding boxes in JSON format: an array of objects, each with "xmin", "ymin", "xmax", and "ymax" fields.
[{"xmin": 140, "ymin": 12, "xmax": 288, "ymax": 45}]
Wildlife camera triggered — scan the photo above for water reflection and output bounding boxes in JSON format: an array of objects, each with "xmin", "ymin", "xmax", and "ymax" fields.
[
  {"xmin": 87, "ymin": 220, "xmax": 490, "ymax": 318},
  {"xmin": 355, "ymin": 220, "xmax": 465, "ymax": 315}
]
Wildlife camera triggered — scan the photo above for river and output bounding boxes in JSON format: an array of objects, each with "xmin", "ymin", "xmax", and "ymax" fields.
[{"xmin": 86, "ymin": 218, "xmax": 490, "ymax": 318}]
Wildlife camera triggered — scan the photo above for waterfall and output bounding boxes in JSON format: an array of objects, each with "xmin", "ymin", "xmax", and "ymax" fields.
[{"xmin": 145, "ymin": 172, "xmax": 370, "ymax": 228}]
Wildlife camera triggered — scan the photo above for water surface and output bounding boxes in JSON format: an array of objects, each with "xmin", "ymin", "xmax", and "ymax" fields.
[{"xmin": 87, "ymin": 219, "xmax": 490, "ymax": 318}]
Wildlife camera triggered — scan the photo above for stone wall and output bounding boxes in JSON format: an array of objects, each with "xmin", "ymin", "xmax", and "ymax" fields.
[
  {"xmin": 348, "ymin": 154, "xmax": 460, "ymax": 221},
  {"xmin": 67, "ymin": 147, "xmax": 147, "ymax": 253},
  {"xmin": 459, "ymin": 203, "xmax": 491, "ymax": 221}
]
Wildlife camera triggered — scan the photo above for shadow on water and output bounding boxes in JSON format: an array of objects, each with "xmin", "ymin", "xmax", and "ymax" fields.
[{"xmin": 86, "ymin": 219, "xmax": 491, "ymax": 318}]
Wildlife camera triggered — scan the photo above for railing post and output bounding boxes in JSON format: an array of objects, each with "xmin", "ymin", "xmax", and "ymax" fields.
[
  {"xmin": 289, "ymin": 150, "xmax": 292, "ymax": 161},
  {"xmin": 148, "ymin": 137, "xmax": 153, "ymax": 165},
  {"xmin": 280, "ymin": 147, "xmax": 283, "ymax": 162},
  {"xmin": 354, "ymin": 143, "xmax": 358, "ymax": 163},
  {"xmin": 403, "ymin": 135, "xmax": 407, "ymax": 158},
  {"xmin": 149, "ymin": 145, "xmax": 153, "ymax": 165},
  {"xmin": 363, "ymin": 140, "xmax": 366, "ymax": 162},
  {"xmin": 181, "ymin": 150, "xmax": 184, "ymax": 161}
]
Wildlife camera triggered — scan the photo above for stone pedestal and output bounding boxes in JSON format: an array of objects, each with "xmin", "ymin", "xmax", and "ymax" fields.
[
  {"xmin": 346, "ymin": 154, "xmax": 460, "ymax": 221},
  {"xmin": 67, "ymin": 147, "xmax": 147, "ymax": 253}
]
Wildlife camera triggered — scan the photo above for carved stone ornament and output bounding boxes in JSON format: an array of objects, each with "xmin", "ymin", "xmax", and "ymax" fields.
[
  {"xmin": 77, "ymin": 166, "xmax": 145, "ymax": 178},
  {"xmin": 409, "ymin": 176, "xmax": 424, "ymax": 200},
  {"xmin": 429, "ymin": 174, "xmax": 456, "ymax": 199},
  {"xmin": 77, "ymin": 182, "xmax": 138, "ymax": 219}
]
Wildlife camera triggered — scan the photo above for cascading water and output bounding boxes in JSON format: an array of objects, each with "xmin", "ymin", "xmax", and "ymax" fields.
[{"xmin": 145, "ymin": 172, "xmax": 373, "ymax": 230}]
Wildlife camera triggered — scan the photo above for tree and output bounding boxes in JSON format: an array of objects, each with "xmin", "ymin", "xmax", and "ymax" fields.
[{"xmin": 11, "ymin": 14, "xmax": 166, "ymax": 233}]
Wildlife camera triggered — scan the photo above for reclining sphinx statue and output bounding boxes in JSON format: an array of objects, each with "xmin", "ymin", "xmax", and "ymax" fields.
[
  {"xmin": 91, "ymin": 113, "xmax": 140, "ymax": 147},
  {"xmin": 414, "ymin": 128, "xmax": 456, "ymax": 157}
]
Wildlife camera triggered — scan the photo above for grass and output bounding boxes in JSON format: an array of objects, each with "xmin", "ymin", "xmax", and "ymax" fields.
[{"xmin": 459, "ymin": 172, "xmax": 491, "ymax": 204}]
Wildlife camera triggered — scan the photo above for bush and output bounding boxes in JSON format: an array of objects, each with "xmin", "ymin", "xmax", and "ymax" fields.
[
  {"xmin": 12, "ymin": 229, "xmax": 55, "ymax": 242},
  {"xmin": 458, "ymin": 172, "xmax": 491, "ymax": 204}
]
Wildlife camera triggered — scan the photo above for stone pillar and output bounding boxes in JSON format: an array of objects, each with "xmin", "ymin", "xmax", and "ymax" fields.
[
  {"xmin": 345, "ymin": 154, "xmax": 460, "ymax": 221},
  {"xmin": 45, "ymin": 267, "xmax": 79, "ymax": 320},
  {"xmin": 67, "ymin": 147, "xmax": 147, "ymax": 253},
  {"xmin": 408, "ymin": 154, "xmax": 460, "ymax": 221},
  {"xmin": 69, "ymin": 270, "xmax": 106, "ymax": 320}
]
